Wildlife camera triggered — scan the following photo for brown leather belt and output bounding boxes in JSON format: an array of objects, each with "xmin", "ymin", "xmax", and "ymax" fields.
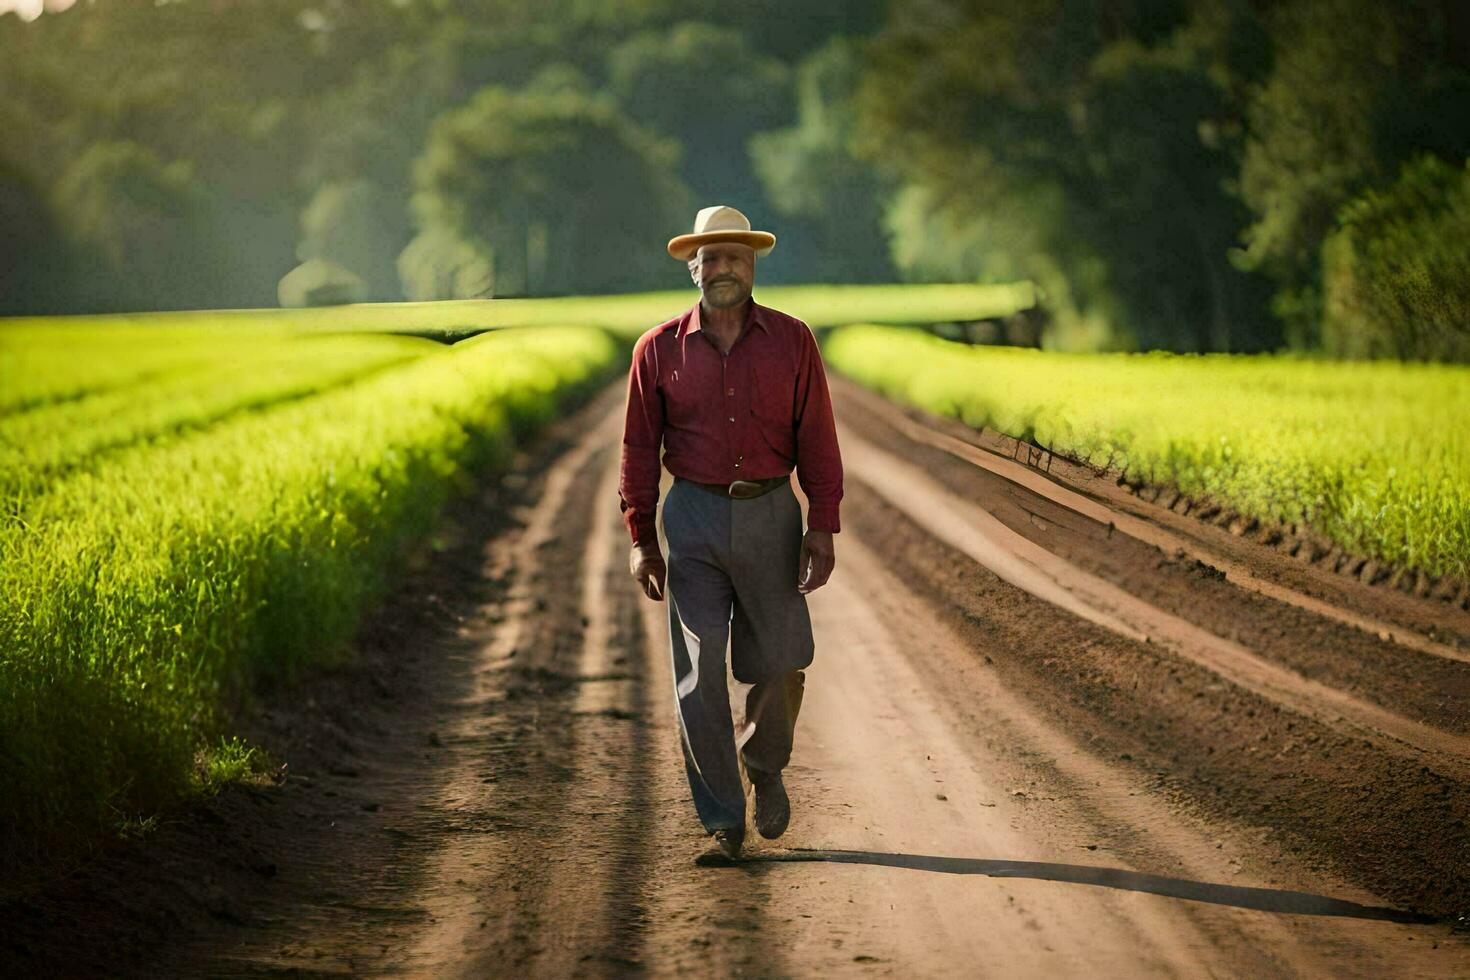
[{"xmin": 676, "ymin": 474, "xmax": 789, "ymax": 500}]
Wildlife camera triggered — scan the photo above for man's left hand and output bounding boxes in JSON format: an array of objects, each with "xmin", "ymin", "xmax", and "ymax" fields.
[{"xmin": 797, "ymin": 529, "xmax": 835, "ymax": 594}]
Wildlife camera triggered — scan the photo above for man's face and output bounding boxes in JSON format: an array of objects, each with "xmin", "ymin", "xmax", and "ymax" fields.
[{"xmin": 688, "ymin": 242, "xmax": 756, "ymax": 309}]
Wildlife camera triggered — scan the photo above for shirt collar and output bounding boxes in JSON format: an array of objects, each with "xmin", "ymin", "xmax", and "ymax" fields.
[{"xmin": 682, "ymin": 296, "xmax": 769, "ymax": 338}]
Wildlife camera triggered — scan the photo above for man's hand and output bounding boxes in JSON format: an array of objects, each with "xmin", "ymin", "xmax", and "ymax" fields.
[
  {"xmin": 797, "ymin": 529, "xmax": 835, "ymax": 594},
  {"xmin": 629, "ymin": 542, "xmax": 667, "ymax": 601}
]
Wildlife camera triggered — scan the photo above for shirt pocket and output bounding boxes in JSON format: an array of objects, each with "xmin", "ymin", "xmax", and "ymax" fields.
[
  {"xmin": 750, "ymin": 364, "xmax": 797, "ymax": 463},
  {"xmin": 659, "ymin": 356, "xmax": 699, "ymax": 417}
]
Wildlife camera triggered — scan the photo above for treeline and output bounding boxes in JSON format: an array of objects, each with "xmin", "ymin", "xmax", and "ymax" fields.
[
  {"xmin": 2, "ymin": 0, "xmax": 1467, "ymax": 359},
  {"xmin": 858, "ymin": 0, "xmax": 1470, "ymax": 357},
  {"xmin": 0, "ymin": 0, "xmax": 885, "ymax": 313}
]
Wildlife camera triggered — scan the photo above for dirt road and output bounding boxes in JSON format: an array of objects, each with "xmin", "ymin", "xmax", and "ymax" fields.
[{"xmin": 8, "ymin": 375, "xmax": 1469, "ymax": 977}]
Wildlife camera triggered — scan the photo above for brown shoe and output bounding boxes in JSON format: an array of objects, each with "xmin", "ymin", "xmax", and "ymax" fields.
[{"xmin": 751, "ymin": 770, "xmax": 790, "ymax": 839}]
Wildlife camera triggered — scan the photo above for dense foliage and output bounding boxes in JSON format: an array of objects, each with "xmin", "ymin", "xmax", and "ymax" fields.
[
  {"xmin": 410, "ymin": 80, "xmax": 689, "ymax": 297},
  {"xmin": 856, "ymin": 0, "xmax": 1470, "ymax": 357},
  {"xmin": 0, "ymin": 0, "xmax": 878, "ymax": 312},
  {"xmin": 1320, "ymin": 155, "xmax": 1470, "ymax": 362}
]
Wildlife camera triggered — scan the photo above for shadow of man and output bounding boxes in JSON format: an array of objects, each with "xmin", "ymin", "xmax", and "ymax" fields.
[{"xmin": 695, "ymin": 847, "xmax": 1433, "ymax": 924}]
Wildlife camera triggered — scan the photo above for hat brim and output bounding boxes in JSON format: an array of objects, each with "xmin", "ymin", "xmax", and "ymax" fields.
[{"xmin": 667, "ymin": 230, "xmax": 776, "ymax": 261}]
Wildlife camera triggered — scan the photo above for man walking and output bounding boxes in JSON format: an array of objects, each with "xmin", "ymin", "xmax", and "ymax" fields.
[{"xmin": 618, "ymin": 205, "xmax": 843, "ymax": 859}]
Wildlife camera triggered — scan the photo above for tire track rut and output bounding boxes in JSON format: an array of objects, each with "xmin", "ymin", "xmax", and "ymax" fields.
[{"xmin": 840, "ymin": 424, "xmax": 1470, "ymax": 778}]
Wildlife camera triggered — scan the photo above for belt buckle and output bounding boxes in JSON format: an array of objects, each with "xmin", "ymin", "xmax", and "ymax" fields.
[{"xmin": 727, "ymin": 479, "xmax": 764, "ymax": 499}]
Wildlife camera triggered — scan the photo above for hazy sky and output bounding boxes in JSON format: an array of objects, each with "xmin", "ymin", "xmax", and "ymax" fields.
[{"xmin": 0, "ymin": 0, "xmax": 79, "ymax": 21}]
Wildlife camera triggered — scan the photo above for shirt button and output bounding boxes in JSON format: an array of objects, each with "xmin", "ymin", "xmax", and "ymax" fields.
[
  {"xmin": 734, "ymin": 462, "xmax": 740, "ymax": 468},
  {"xmin": 727, "ymin": 387, "xmax": 734, "ymax": 396},
  {"xmin": 728, "ymin": 416, "xmax": 735, "ymax": 423}
]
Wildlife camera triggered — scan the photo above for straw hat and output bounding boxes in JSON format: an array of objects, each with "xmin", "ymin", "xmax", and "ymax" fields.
[{"xmin": 667, "ymin": 205, "xmax": 776, "ymax": 261}]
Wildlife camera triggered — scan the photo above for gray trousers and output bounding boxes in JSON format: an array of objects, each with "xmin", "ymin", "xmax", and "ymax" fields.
[{"xmin": 660, "ymin": 475, "xmax": 813, "ymax": 832}]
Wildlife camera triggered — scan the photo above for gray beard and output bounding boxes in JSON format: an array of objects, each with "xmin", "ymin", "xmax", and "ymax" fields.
[{"xmin": 703, "ymin": 284, "xmax": 749, "ymax": 309}]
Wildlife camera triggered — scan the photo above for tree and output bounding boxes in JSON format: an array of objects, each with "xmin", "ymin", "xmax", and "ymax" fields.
[
  {"xmin": 0, "ymin": 1, "xmax": 898, "ymax": 313},
  {"xmin": 1321, "ymin": 154, "xmax": 1470, "ymax": 362},
  {"xmin": 606, "ymin": 22, "xmax": 791, "ymax": 240},
  {"xmin": 1233, "ymin": 0, "xmax": 1470, "ymax": 348},
  {"xmin": 882, "ymin": 180, "xmax": 1122, "ymax": 351},
  {"xmin": 749, "ymin": 37, "xmax": 896, "ymax": 283},
  {"xmin": 297, "ymin": 179, "xmax": 411, "ymax": 301},
  {"xmin": 0, "ymin": 157, "xmax": 76, "ymax": 315},
  {"xmin": 1070, "ymin": 35, "xmax": 1274, "ymax": 351},
  {"xmin": 856, "ymin": 0, "xmax": 1276, "ymax": 351},
  {"xmin": 410, "ymin": 82, "xmax": 690, "ymax": 296},
  {"xmin": 397, "ymin": 226, "xmax": 495, "ymax": 301},
  {"xmin": 0, "ymin": 0, "xmax": 426, "ymax": 311},
  {"xmin": 51, "ymin": 141, "xmax": 224, "ymax": 312}
]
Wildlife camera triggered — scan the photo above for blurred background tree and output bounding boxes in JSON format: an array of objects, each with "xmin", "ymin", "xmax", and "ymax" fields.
[
  {"xmin": 1232, "ymin": 0, "xmax": 1470, "ymax": 353},
  {"xmin": 291, "ymin": 178, "xmax": 411, "ymax": 301},
  {"xmin": 855, "ymin": 0, "xmax": 1279, "ymax": 351},
  {"xmin": 750, "ymin": 37, "xmax": 897, "ymax": 284},
  {"xmin": 1, "ymin": 0, "xmax": 1465, "ymax": 360},
  {"xmin": 0, "ymin": 158, "xmax": 76, "ymax": 316},
  {"xmin": 50, "ymin": 141, "xmax": 225, "ymax": 313},
  {"xmin": 409, "ymin": 77, "xmax": 689, "ymax": 296},
  {"xmin": 606, "ymin": 21, "xmax": 791, "ymax": 234},
  {"xmin": 1320, "ymin": 154, "xmax": 1470, "ymax": 362},
  {"xmin": 397, "ymin": 226, "xmax": 496, "ymax": 302}
]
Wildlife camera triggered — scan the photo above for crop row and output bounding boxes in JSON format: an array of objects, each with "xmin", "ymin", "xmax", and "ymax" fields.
[
  {"xmin": 823, "ymin": 325, "xmax": 1470, "ymax": 582},
  {"xmin": 0, "ymin": 323, "xmax": 299, "ymax": 414},
  {"xmin": 0, "ymin": 325, "xmax": 618, "ymax": 866},
  {"xmin": 1, "ymin": 334, "xmax": 433, "ymax": 505}
]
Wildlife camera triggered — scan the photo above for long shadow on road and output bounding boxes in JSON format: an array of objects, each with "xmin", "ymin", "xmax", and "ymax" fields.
[{"xmin": 697, "ymin": 848, "xmax": 1433, "ymax": 924}]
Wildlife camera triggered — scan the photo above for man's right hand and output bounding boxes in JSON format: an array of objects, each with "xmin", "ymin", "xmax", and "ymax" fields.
[{"xmin": 629, "ymin": 543, "xmax": 667, "ymax": 601}]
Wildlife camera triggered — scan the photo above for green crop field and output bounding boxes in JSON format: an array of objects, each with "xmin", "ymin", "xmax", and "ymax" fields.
[
  {"xmin": 0, "ymin": 283, "xmax": 1029, "ymax": 871},
  {"xmin": 0, "ymin": 334, "xmax": 433, "ymax": 505},
  {"xmin": 0, "ymin": 323, "xmax": 617, "ymax": 866},
  {"xmin": 824, "ymin": 325, "xmax": 1470, "ymax": 585}
]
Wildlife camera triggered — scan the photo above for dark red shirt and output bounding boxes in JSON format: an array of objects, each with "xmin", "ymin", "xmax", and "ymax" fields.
[{"xmin": 618, "ymin": 296, "xmax": 844, "ymax": 548}]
